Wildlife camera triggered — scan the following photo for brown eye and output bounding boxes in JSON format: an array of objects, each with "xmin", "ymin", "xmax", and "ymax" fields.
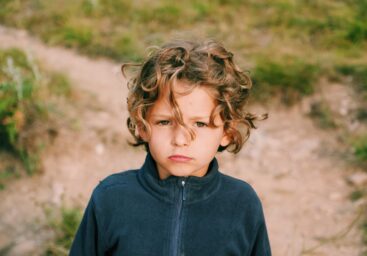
[
  {"xmin": 195, "ymin": 122, "xmax": 208, "ymax": 128},
  {"xmin": 157, "ymin": 120, "xmax": 170, "ymax": 126}
]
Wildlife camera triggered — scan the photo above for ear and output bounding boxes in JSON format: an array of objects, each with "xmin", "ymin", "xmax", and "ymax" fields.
[
  {"xmin": 220, "ymin": 121, "xmax": 236, "ymax": 147},
  {"xmin": 137, "ymin": 123, "xmax": 149, "ymax": 142},
  {"xmin": 220, "ymin": 132, "xmax": 230, "ymax": 147}
]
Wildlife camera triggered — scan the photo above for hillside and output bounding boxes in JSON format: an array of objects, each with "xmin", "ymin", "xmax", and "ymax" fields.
[{"xmin": 0, "ymin": 25, "xmax": 366, "ymax": 255}]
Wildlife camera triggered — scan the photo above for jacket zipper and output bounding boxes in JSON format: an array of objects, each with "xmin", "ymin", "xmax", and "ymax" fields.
[{"xmin": 171, "ymin": 178, "xmax": 186, "ymax": 256}]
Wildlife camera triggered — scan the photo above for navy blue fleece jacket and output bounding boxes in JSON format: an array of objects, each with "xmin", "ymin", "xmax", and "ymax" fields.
[{"xmin": 69, "ymin": 153, "xmax": 271, "ymax": 255}]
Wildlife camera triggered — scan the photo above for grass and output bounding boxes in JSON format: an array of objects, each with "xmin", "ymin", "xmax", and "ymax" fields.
[
  {"xmin": 0, "ymin": 164, "xmax": 18, "ymax": 190},
  {"xmin": 360, "ymin": 188, "xmax": 367, "ymax": 256},
  {"xmin": 0, "ymin": 0, "xmax": 366, "ymax": 104},
  {"xmin": 353, "ymin": 135, "xmax": 367, "ymax": 165},
  {"xmin": 251, "ymin": 55, "xmax": 319, "ymax": 105},
  {"xmin": 350, "ymin": 134, "xmax": 367, "ymax": 254},
  {"xmin": 0, "ymin": 48, "xmax": 43, "ymax": 175},
  {"xmin": 44, "ymin": 205, "xmax": 82, "ymax": 256},
  {"xmin": 252, "ymin": 0, "xmax": 367, "ymax": 48},
  {"xmin": 349, "ymin": 189, "xmax": 365, "ymax": 202},
  {"xmin": 363, "ymin": 218, "xmax": 367, "ymax": 256},
  {"xmin": 307, "ymin": 101, "xmax": 337, "ymax": 129},
  {"xmin": 0, "ymin": 48, "xmax": 72, "ymax": 187},
  {"xmin": 0, "ymin": 1, "xmax": 364, "ymax": 53},
  {"xmin": 334, "ymin": 64, "xmax": 367, "ymax": 99}
]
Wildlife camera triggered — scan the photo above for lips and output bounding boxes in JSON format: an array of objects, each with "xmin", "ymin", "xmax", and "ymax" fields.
[{"xmin": 168, "ymin": 155, "xmax": 192, "ymax": 162}]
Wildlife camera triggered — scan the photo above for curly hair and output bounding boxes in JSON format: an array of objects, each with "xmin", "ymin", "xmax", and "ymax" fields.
[{"xmin": 122, "ymin": 39, "xmax": 267, "ymax": 153}]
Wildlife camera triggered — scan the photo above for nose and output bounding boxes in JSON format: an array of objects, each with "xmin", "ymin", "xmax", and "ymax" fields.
[{"xmin": 171, "ymin": 124, "xmax": 191, "ymax": 147}]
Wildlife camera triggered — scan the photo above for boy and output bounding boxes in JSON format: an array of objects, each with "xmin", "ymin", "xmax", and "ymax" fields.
[{"xmin": 70, "ymin": 40, "xmax": 271, "ymax": 255}]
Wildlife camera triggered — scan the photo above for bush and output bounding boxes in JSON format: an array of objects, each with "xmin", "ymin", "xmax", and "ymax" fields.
[
  {"xmin": 1, "ymin": 49, "xmax": 42, "ymax": 173},
  {"xmin": 0, "ymin": 48, "xmax": 71, "ymax": 185}
]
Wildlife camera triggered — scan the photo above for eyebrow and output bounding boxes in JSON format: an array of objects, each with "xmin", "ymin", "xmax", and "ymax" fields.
[{"xmin": 150, "ymin": 114, "xmax": 211, "ymax": 120}]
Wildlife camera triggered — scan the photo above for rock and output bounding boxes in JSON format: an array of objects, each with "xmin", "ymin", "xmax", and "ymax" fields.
[
  {"xmin": 51, "ymin": 183, "xmax": 64, "ymax": 206},
  {"xmin": 0, "ymin": 234, "xmax": 14, "ymax": 255},
  {"xmin": 345, "ymin": 172, "xmax": 367, "ymax": 187},
  {"xmin": 95, "ymin": 143, "xmax": 105, "ymax": 155},
  {"xmin": 329, "ymin": 192, "xmax": 343, "ymax": 201},
  {"xmin": 7, "ymin": 239, "xmax": 38, "ymax": 256}
]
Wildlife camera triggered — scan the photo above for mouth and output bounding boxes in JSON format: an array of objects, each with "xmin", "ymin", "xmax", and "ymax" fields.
[{"xmin": 168, "ymin": 155, "xmax": 192, "ymax": 162}]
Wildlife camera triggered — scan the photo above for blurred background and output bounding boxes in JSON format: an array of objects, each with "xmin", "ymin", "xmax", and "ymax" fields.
[{"xmin": 0, "ymin": 0, "xmax": 366, "ymax": 255}]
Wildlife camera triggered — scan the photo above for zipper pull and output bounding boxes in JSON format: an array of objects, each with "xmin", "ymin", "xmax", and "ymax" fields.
[{"xmin": 181, "ymin": 180, "xmax": 186, "ymax": 201}]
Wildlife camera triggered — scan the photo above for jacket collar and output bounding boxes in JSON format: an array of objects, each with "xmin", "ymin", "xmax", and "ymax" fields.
[{"xmin": 137, "ymin": 153, "xmax": 221, "ymax": 204}]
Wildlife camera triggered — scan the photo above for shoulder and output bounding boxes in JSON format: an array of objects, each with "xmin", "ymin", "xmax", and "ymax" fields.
[
  {"xmin": 220, "ymin": 172, "xmax": 259, "ymax": 197},
  {"xmin": 91, "ymin": 169, "xmax": 139, "ymax": 199},
  {"xmin": 98, "ymin": 169, "xmax": 139, "ymax": 190},
  {"xmin": 219, "ymin": 172, "xmax": 263, "ymax": 210},
  {"xmin": 218, "ymin": 172, "xmax": 266, "ymax": 227}
]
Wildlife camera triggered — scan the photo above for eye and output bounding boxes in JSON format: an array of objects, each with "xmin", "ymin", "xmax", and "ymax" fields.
[
  {"xmin": 195, "ymin": 122, "xmax": 208, "ymax": 128},
  {"xmin": 156, "ymin": 120, "xmax": 171, "ymax": 126}
]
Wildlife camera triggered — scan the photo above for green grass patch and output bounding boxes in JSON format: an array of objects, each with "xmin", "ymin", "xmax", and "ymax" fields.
[
  {"xmin": 353, "ymin": 135, "xmax": 367, "ymax": 164},
  {"xmin": 334, "ymin": 64, "xmax": 367, "ymax": 99},
  {"xmin": 48, "ymin": 73, "xmax": 72, "ymax": 98},
  {"xmin": 349, "ymin": 189, "xmax": 365, "ymax": 202},
  {"xmin": 356, "ymin": 108, "xmax": 367, "ymax": 122},
  {"xmin": 0, "ymin": 164, "xmax": 19, "ymax": 190},
  {"xmin": 44, "ymin": 205, "xmax": 82, "ymax": 255},
  {"xmin": 0, "ymin": 48, "xmax": 72, "ymax": 185},
  {"xmin": 251, "ymin": 56, "xmax": 320, "ymax": 104},
  {"xmin": 308, "ymin": 101, "xmax": 337, "ymax": 129},
  {"xmin": 363, "ymin": 210, "xmax": 367, "ymax": 256},
  {"xmin": 364, "ymin": 222, "xmax": 367, "ymax": 256},
  {"xmin": 252, "ymin": 0, "xmax": 367, "ymax": 49}
]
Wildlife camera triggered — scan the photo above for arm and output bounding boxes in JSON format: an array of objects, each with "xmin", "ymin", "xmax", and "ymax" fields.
[
  {"xmin": 69, "ymin": 195, "xmax": 106, "ymax": 256},
  {"xmin": 250, "ymin": 220, "xmax": 272, "ymax": 256}
]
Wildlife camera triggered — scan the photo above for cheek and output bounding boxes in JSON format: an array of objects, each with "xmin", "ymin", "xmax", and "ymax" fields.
[
  {"xmin": 149, "ymin": 127, "xmax": 171, "ymax": 143},
  {"xmin": 195, "ymin": 129, "xmax": 225, "ymax": 144}
]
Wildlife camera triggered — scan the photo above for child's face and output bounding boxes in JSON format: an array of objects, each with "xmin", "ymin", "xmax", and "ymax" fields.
[{"xmin": 139, "ymin": 80, "xmax": 230, "ymax": 179}]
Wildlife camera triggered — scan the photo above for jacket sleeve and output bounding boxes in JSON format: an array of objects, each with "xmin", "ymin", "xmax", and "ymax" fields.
[
  {"xmin": 250, "ymin": 213, "xmax": 272, "ymax": 256},
  {"xmin": 69, "ymin": 193, "xmax": 106, "ymax": 256}
]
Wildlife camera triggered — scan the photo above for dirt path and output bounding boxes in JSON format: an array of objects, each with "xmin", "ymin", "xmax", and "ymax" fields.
[{"xmin": 0, "ymin": 25, "xmax": 364, "ymax": 255}]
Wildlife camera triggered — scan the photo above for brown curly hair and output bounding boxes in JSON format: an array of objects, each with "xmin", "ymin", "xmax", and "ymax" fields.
[{"xmin": 122, "ymin": 39, "xmax": 267, "ymax": 153}]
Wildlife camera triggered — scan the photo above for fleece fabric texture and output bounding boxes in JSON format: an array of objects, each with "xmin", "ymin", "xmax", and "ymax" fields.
[{"xmin": 69, "ymin": 153, "xmax": 271, "ymax": 256}]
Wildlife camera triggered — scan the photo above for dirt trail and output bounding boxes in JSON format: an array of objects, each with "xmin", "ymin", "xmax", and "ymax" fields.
[{"xmin": 0, "ymin": 26, "xmax": 364, "ymax": 255}]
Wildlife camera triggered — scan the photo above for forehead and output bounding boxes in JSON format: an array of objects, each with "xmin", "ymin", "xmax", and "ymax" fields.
[{"xmin": 149, "ymin": 80, "xmax": 217, "ymax": 117}]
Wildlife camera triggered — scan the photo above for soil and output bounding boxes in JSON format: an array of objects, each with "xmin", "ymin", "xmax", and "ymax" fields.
[{"xmin": 0, "ymin": 25, "xmax": 365, "ymax": 256}]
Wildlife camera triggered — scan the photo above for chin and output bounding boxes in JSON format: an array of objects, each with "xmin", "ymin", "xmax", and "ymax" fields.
[
  {"xmin": 169, "ymin": 170, "xmax": 194, "ymax": 177},
  {"xmin": 163, "ymin": 165, "xmax": 194, "ymax": 177},
  {"xmin": 169, "ymin": 166, "xmax": 206, "ymax": 178}
]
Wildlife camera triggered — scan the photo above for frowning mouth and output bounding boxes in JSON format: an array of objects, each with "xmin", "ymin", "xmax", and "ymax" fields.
[{"xmin": 168, "ymin": 155, "xmax": 192, "ymax": 162}]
